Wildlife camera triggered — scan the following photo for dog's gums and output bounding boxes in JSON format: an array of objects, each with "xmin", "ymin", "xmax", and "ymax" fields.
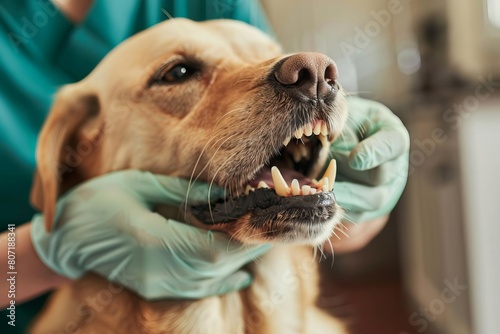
[{"xmin": 192, "ymin": 188, "xmax": 337, "ymax": 225}]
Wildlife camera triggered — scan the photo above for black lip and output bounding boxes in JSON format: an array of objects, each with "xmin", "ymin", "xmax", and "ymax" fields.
[{"xmin": 191, "ymin": 188, "xmax": 336, "ymax": 225}]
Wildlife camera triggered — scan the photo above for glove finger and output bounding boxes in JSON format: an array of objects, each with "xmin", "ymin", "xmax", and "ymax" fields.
[
  {"xmin": 122, "ymin": 171, "xmax": 225, "ymax": 206},
  {"xmin": 212, "ymin": 270, "xmax": 253, "ymax": 295},
  {"xmin": 155, "ymin": 175, "xmax": 226, "ymax": 204},
  {"xmin": 335, "ymin": 173, "xmax": 407, "ymax": 221},
  {"xmin": 331, "ymin": 150, "xmax": 404, "ymax": 186},
  {"xmin": 349, "ymin": 126, "xmax": 410, "ymax": 171},
  {"xmin": 167, "ymin": 270, "xmax": 253, "ymax": 299},
  {"xmin": 140, "ymin": 216, "xmax": 270, "ymax": 270},
  {"xmin": 334, "ymin": 181, "xmax": 393, "ymax": 213}
]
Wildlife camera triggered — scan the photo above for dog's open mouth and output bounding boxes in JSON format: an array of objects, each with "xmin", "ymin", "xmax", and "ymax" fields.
[{"xmin": 192, "ymin": 119, "xmax": 337, "ymax": 225}]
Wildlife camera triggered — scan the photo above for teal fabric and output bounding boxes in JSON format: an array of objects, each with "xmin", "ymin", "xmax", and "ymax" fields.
[{"xmin": 0, "ymin": 1, "xmax": 270, "ymax": 332}]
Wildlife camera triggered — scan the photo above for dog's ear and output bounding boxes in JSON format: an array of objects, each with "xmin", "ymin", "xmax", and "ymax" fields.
[{"xmin": 31, "ymin": 84, "xmax": 102, "ymax": 231}]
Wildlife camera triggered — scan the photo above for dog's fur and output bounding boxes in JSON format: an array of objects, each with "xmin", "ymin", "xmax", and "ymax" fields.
[{"xmin": 29, "ymin": 19, "xmax": 349, "ymax": 333}]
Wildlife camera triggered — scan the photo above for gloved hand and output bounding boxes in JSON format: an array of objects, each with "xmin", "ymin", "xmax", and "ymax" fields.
[
  {"xmin": 31, "ymin": 170, "xmax": 271, "ymax": 300},
  {"xmin": 331, "ymin": 96, "xmax": 410, "ymax": 223}
]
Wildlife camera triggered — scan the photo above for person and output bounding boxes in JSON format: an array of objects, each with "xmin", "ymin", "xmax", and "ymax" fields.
[{"xmin": 0, "ymin": 1, "xmax": 409, "ymax": 332}]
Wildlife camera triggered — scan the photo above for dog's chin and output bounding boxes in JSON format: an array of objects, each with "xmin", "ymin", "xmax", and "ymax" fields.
[{"xmin": 190, "ymin": 188, "xmax": 343, "ymax": 245}]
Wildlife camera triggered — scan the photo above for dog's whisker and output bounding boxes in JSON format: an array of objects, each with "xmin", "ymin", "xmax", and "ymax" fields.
[
  {"xmin": 185, "ymin": 106, "xmax": 245, "ymax": 205},
  {"xmin": 160, "ymin": 8, "xmax": 174, "ymax": 19},
  {"xmin": 344, "ymin": 90, "xmax": 371, "ymax": 96},
  {"xmin": 226, "ymin": 229, "xmax": 241, "ymax": 252},
  {"xmin": 341, "ymin": 215, "xmax": 359, "ymax": 225},
  {"xmin": 188, "ymin": 113, "xmax": 242, "ymax": 183},
  {"xmin": 337, "ymin": 221, "xmax": 347, "ymax": 230},
  {"xmin": 315, "ymin": 244, "xmax": 325, "ymax": 262},
  {"xmin": 185, "ymin": 131, "xmax": 239, "ymax": 218},
  {"xmin": 207, "ymin": 151, "xmax": 240, "ymax": 221},
  {"xmin": 326, "ymin": 237, "xmax": 335, "ymax": 267},
  {"xmin": 335, "ymin": 226, "xmax": 350, "ymax": 238},
  {"xmin": 331, "ymin": 229, "xmax": 341, "ymax": 240}
]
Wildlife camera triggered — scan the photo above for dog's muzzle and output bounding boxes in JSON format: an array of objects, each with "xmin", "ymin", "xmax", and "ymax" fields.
[{"xmin": 192, "ymin": 52, "xmax": 342, "ymax": 226}]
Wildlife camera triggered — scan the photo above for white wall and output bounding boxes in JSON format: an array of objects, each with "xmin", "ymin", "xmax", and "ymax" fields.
[
  {"xmin": 261, "ymin": 0, "xmax": 416, "ymax": 103},
  {"xmin": 459, "ymin": 100, "xmax": 500, "ymax": 334}
]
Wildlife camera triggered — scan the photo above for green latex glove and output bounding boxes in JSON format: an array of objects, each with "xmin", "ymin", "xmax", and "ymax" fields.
[
  {"xmin": 31, "ymin": 170, "xmax": 270, "ymax": 300},
  {"xmin": 331, "ymin": 96, "xmax": 410, "ymax": 223}
]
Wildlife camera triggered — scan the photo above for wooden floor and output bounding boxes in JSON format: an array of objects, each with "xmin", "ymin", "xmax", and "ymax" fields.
[
  {"xmin": 319, "ymin": 265, "xmax": 419, "ymax": 334},
  {"xmin": 317, "ymin": 211, "xmax": 421, "ymax": 334}
]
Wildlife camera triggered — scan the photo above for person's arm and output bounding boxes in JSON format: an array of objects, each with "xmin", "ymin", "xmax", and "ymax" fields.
[
  {"xmin": 0, "ymin": 223, "xmax": 70, "ymax": 308},
  {"xmin": 51, "ymin": 0, "xmax": 93, "ymax": 24}
]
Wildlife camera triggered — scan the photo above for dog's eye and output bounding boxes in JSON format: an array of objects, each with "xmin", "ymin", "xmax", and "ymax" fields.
[{"xmin": 156, "ymin": 64, "xmax": 197, "ymax": 84}]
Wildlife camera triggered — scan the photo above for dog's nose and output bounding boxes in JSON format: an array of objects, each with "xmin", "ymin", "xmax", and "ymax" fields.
[{"xmin": 274, "ymin": 52, "xmax": 338, "ymax": 100}]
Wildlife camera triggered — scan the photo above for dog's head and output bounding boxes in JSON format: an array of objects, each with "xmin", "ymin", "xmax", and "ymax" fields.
[{"xmin": 31, "ymin": 19, "xmax": 347, "ymax": 246}]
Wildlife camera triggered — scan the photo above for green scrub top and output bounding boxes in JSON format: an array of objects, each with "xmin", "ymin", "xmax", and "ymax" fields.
[{"xmin": 0, "ymin": 1, "xmax": 270, "ymax": 332}]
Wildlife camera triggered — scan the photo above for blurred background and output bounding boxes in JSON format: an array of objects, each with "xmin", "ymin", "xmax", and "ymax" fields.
[{"xmin": 260, "ymin": 0, "xmax": 500, "ymax": 333}]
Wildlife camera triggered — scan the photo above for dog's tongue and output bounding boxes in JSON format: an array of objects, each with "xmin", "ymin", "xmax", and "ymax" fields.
[{"xmin": 248, "ymin": 161, "xmax": 313, "ymax": 188}]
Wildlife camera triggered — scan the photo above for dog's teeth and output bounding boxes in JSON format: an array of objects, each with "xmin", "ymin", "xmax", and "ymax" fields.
[
  {"xmin": 294, "ymin": 128, "xmax": 303, "ymax": 139},
  {"xmin": 291, "ymin": 179, "xmax": 301, "ymax": 196},
  {"xmin": 283, "ymin": 136, "xmax": 291, "ymax": 146},
  {"xmin": 318, "ymin": 134, "xmax": 330, "ymax": 147},
  {"xmin": 322, "ymin": 159, "xmax": 337, "ymax": 190},
  {"xmin": 318, "ymin": 177, "xmax": 329, "ymax": 190},
  {"xmin": 322, "ymin": 179, "xmax": 329, "ymax": 192},
  {"xmin": 313, "ymin": 122, "xmax": 322, "ymax": 135},
  {"xmin": 304, "ymin": 123, "xmax": 313, "ymax": 136},
  {"xmin": 301, "ymin": 185, "xmax": 311, "ymax": 195},
  {"xmin": 245, "ymin": 185, "xmax": 255, "ymax": 195},
  {"xmin": 271, "ymin": 166, "xmax": 290, "ymax": 197},
  {"xmin": 321, "ymin": 123, "xmax": 329, "ymax": 136},
  {"xmin": 257, "ymin": 181, "xmax": 269, "ymax": 189},
  {"xmin": 310, "ymin": 188, "xmax": 317, "ymax": 195}
]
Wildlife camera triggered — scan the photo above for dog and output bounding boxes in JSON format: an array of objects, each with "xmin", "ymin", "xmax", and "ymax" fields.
[{"xmin": 29, "ymin": 18, "xmax": 349, "ymax": 334}]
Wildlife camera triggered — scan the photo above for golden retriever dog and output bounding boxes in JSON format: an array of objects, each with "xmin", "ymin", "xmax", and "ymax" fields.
[{"xmin": 29, "ymin": 18, "xmax": 349, "ymax": 334}]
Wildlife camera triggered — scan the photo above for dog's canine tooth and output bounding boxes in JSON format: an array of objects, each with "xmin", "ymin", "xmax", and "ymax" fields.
[
  {"xmin": 283, "ymin": 136, "xmax": 291, "ymax": 146},
  {"xmin": 271, "ymin": 166, "xmax": 290, "ymax": 196},
  {"xmin": 291, "ymin": 179, "xmax": 301, "ymax": 196},
  {"xmin": 322, "ymin": 159, "xmax": 337, "ymax": 190},
  {"xmin": 294, "ymin": 128, "xmax": 303, "ymax": 139},
  {"xmin": 321, "ymin": 122, "xmax": 329, "ymax": 136},
  {"xmin": 318, "ymin": 177, "xmax": 329, "ymax": 190},
  {"xmin": 301, "ymin": 185, "xmax": 311, "ymax": 195},
  {"xmin": 304, "ymin": 123, "xmax": 313, "ymax": 136},
  {"xmin": 318, "ymin": 134, "xmax": 330, "ymax": 147},
  {"xmin": 321, "ymin": 177, "xmax": 330, "ymax": 192},
  {"xmin": 245, "ymin": 185, "xmax": 255, "ymax": 195},
  {"xmin": 257, "ymin": 181, "xmax": 269, "ymax": 189},
  {"xmin": 313, "ymin": 122, "xmax": 322, "ymax": 135}
]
